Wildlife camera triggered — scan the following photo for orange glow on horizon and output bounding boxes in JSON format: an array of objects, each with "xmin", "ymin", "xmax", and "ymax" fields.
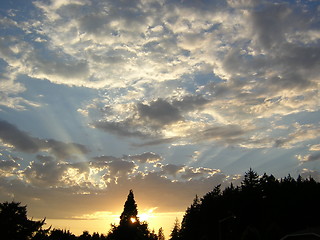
[{"xmin": 42, "ymin": 211, "xmax": 185, "ymax": 239}]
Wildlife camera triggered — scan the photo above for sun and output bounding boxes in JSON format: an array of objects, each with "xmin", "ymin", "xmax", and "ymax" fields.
[{"xmin": 130, "ymin": 217, "xmax": 137, "ymax": 223}]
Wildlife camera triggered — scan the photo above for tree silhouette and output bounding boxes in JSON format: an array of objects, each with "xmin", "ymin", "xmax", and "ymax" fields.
[
  {"xmin": 169, "ymin": 218, "xmax": 180, "ymax": 240},
  {"xmin": 0, "ymin": 201, "xmax": 46, "ymax": 240},
  {"xmin": 106, "ymin": 190, "xmax": 155, "ymax": 240},
  {"xmin": 173, "ymin": 169, "xmax": 320, "ymax": 240},
  {"xmin": 120, "ymin": 189, "xmax": 139, "ymax": 225},
  {"xmin": 48, "ymin": 229, "xmax": 76, "ymax": 240},
  {"xmin": 158, "ymin": 227, "xmax": 165, "ymax": 240}
]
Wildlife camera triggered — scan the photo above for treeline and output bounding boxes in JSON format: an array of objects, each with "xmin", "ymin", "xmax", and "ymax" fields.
[
  {"xmin": 2, "ymin": 169, "xmax": 320, "ymax": 240},
  {"xmin": 173, "ymin": 169, "xmax": 320, "ymax": 240},
  {"xmin": 0, "ymin": 191, "xmax": 165, "ymax": 240},
  {"xmin": 0, "ymin": 201, "xmax": 107, "ymax": 240}
]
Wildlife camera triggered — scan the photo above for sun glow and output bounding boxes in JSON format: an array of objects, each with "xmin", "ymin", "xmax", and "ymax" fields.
[
  {"xmin": 138, "ymin": 207, "xmax": 157, "ymax": 222},
  {"xmin": 138, "ymin": 213, "xmax": 151, "ymax": 222},
  {"xmin": 130, "ymin": 217, "xmax": 137, "ymax": 223}
]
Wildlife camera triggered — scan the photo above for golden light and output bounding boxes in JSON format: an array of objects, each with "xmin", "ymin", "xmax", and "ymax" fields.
[
  {"xmin": 138, "ymin": 213, "xmax": 150, "ymax": 222},
  {"xmin": 130, "ymin": 217, "xmax": 137, "ymax": 223},
  {"xmin": 138, "ymin": 207, "xmax": 157, "ymax": 222}
]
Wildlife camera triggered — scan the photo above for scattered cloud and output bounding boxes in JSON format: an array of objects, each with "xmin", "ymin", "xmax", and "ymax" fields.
[
  {"xmin": 297, "ymin": 152, "xmax": 320, "ymax": 163},
  {"xmin": 0, "ymin": 0, "xmax": 319, "ymax": 228},
  {"xmin": 125, "ymin": 152, "xmax": 162, "ymax": 164},
  {"xmin": 0, "ymin": 120, "xmax": 89, "ymax": 159},
  {"xmin": 162, "ymin": 164, "xmax": 184, "ymax": 177}
]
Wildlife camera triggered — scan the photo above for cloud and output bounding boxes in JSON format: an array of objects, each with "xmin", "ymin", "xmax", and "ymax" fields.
[
  {"xmin": 0, "ymin": 120, "xmax": 40, "ymax": 153},
  {"xmin": 297, "ymin": 152, "xmax": 320, "ymax": 163},
  {"xmin": 195, "ymin": 124, "xmax": 246, "ymax": 143},
  {"xmin": 299, "ymin": 169, "xmax": 320, "ymax": 182},
  {"xmin": 172, "ymin": 95, "xmax": 210, "ymax": 112},
  {"xmin": 274, "ymin": 123, "xmax": 320, "ymax": 148},
  {"xmin": 92, "ymin": 96, "xmax": 207, "ymax": 141},
  {"xmin": 0, "ymin": 153, "xmax": 236, "ymax": 218},
  {"xmin": 92, "ymin": 121, "xmax": 150, "ymax": 139},
  {"xmin": 0, "ymin": 159, "xmax": 20, "ymax": 177},
  {"xmin": 180, "ymin": 167, "xmax": 220, "ymax": 180},
  {"xmin": 107, "ymin": 160, "xmax": 136, "ymax": 177},
  {"xmin": 0, "ymin": 120, "xmax": 89, "ymax": 159},
  {"xmin": 90, "ymin": 155, "xmax": 137, "ymax": 183},
  {"xmin": 162, "ymin": 164, "xmax": 184, "ymax": 176},
  {"xmin": 310, "ymin": 144, "xmax": 320, "ymax": 151},
  {"xmin": 126, "ymin": 152, "xmax": 162, "ymax": 164},
  {"xmin": 0, "ymin": 168, "xmax": 231, "ymax": 218},
  {"xmin": 137, "ymin": 99, "xmax": 183, "ymax": 127},
  {"xmin": 21, "ymin": 155, "xmax": 91, "ymax": 188}
]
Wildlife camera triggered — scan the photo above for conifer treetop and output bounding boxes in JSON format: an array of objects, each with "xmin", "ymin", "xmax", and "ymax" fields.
[{"xmin": 120, "ymin": 189, "xmax": 139, "ymax": 225}]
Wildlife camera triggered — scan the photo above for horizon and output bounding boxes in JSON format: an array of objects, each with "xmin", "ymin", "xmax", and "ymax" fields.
[{"xmin": 0, "ymin": 0, "xmax": 319, "ymax": 239}]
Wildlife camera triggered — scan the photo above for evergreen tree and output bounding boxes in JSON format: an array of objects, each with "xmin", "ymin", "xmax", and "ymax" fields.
[
  {"xmin": 180, "ymin": 195, "xmax": 201, "ymax": 240},
  {"xmin": 158, "ymin": 227, "xmax": 165, "ymax": 240},
  {"xmin": 107, "ymin": 190, "xmax": 154, "ymax": 240},
  {"xmin": 174, "ymin": 169, "xmax": 320, "ymax": 240},
  {"xmin": 120, "ymin": 189, "xmax": 139, "ymax": 225},
  {"xmin": 0, "ymin": 201, "xmax": 47, "ymax": 240},
  {"xmin": 169, "ymin": 218, "xmax": 180, "ymax": 240},
  {"xmin": 241, "ymin": 168, "xmax": 260, "ymax": 190}
]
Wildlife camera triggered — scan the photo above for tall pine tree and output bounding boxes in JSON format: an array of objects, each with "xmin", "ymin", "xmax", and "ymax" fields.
[
  {"xmin": 107, "ymin": 190, "xmax": 154, "ymax": 240},
  {"xmin": 120, "ymin": 189, "xmax": 139, "ymax": 225}
]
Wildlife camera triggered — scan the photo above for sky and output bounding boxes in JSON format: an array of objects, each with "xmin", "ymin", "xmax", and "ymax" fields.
[{"xmin": 0, "ymin": 0, "xmax": 319, "ymax": 237}]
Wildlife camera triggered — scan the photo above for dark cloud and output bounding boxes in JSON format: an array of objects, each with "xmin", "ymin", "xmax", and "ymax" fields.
[
  {"xmin": 0, "ymin": 120, "xmax": 41, "ymax": 153},
  {"xmin": 76, "ymin": 0, "xmax": 149, "ymax": 36},
  {"xmin": 92, "ymin": 96, "xmax": 210, "ymax": 145},
  {"xmin": 90, "ymin": 156, "xmax": 136, "ymax": 179},
  {"xmin": 196, "ymin": 124, "xmax": 245, "ymax": 143},
  {"xmin": 0, "ymin": 159, "xmax": 20, "ymax": 171},
  {"xmin": 249, "ymin": 3, "xmax": 320, "ymax": 90},
  {"xmin": 137, "ymin": 99, "xmax": 183, "ymax": 127},
  {"xmin": 36, "ymin": 155, "xmax": 55, "ymax": 164},
  {"xmin": 93, "ymin": 121, "xmax": 149, "ymax": 139},
  {"xmin": 307, "ymin": 152, "xmax": 320, "ymax": 162},
  {"xmin": 0, "ymin": 120, "xmax": 89, "ymax": 159},
  {"xmin": 30, "ymin": 51, "xmax": 89, "ymax": 80},
  {"xmin": 250, "ymin": 3, "xmax": 291, "ymax": 50},
  {"xmin": 162, "ymin": 164, "xmax": 184, "ymax": 176},
  {"xmin": 172, "ymin": 95, "xmax": 209, "ymax": 112},
  {"xmin": 43, "ymin": 139, "xmax": 89, "ymax": 160},
  {"xmin": 132, "ymin": 137, "xmax": 179, "ymax": 147},
  {"xmin": 92, "ymin": 155, "xmax": 121, "ymax": 163},
  {"xmin": 107, "ymin": 160, "xmax": 136, "ymax": 176}
]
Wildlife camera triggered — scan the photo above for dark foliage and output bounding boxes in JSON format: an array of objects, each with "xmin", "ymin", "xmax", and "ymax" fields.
[
  {"xmin": 169, "ymin": 218, "xmax": 181, "ymax": 240},
  {"xmin": 0, "ymin": 192, "xmax": 159, "ymax": 240},
  {"xmin": 173, "ymin": 169, "xmax": 320, "ymax": 240},
  {"xmin": 0, "ymin": 201, "xmax": 47, "ymax": 240},
  {"xmin": 106, "ymin": 190, "xmax": 158, "ymax": 240}
]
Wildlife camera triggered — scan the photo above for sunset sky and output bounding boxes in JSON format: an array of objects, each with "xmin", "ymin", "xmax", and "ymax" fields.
[{"xmin": 0, "ymin": 0, "xmax": 319, "ymax": 237}]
